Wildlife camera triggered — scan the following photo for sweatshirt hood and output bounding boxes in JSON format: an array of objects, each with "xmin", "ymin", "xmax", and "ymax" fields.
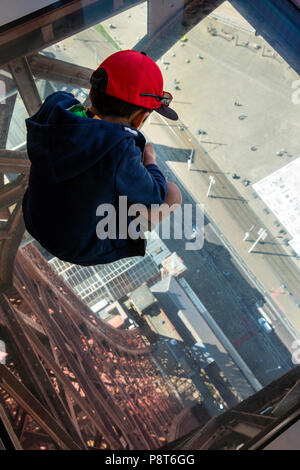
[{"xmin": 25, "ymin": 91, "xmax": 146, "ymax": 182}]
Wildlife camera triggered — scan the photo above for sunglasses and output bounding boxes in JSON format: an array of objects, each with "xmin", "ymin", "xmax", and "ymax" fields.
[{"xmin": 140, "ymin": 91, "xmax": 173, "ymax": 106}]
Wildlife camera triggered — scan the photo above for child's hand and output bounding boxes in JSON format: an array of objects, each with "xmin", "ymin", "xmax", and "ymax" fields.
[{"xmin": 143, "ymin": 143, "xmax": 157, "ymax": 166}]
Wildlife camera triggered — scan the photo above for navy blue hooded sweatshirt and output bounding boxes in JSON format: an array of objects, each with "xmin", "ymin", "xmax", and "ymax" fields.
[{"xmin": 22, "ymin": 91, "xmax": 168, "ymax": 265}]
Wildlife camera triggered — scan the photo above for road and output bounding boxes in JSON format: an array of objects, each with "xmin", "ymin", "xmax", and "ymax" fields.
[
  {"xmin": 149, "ymin": 114, "xmax": 300, "ymax": 325},
  {"xmin": 143, "ymin": 118, "xmax": 296, "ymax": 387}
]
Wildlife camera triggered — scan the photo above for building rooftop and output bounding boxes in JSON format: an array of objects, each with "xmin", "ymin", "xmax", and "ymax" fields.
[{"xmin": 129, "ymin": 284, "xmax": 157, "ymax": 313}]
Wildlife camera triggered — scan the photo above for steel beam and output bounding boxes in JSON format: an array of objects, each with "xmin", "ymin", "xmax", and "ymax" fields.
[
  {"xmin": 0, "ymin": 74, "xmax": 17, "ymax": 148},
  {"xmin": 231, "ymin": 0, "xmax": 300, "ymax": 75},
  {"xmin": 14, "ymin": 306, "xmax": 46, "ymax": 336},
  {"xmin": 147, "ymin": 0, "xmax": 184, "ymax": 36},
  {"xmin": 0, "ymin": 174, "xmax": 26, "ymax": 211},
  {"xmin": 0, "ymin": 150, "xmax": 29, "ymax": 175},
  {"xmin": 0, "ymin": 0, "xmax": 143, "ymax": 68},
  {"xmin": 28, "ymin": 54, "xmax": 93, "ymax": 89},
  {"xmin": 0, "ymin": 0, "xmax": 99, "ymax": 48},
  {"xmin": 136, "ymin": 0, "xmax": 224, "ymax": 61},
  {"xmin": 12, "ymin": 407, "xmax": 27, "ymax": 443},
  {"xmin": 0, "ymin": 202, "xmax": 26, "ymax": 291},
  {"xmin": 271, "ymin": 379, "xmax": 300, "ymax": 418},
  {"xmin": 0, "ymin": 293, "xmax": 84, "ymax": 447},
  {"xmin": 8, "ymin": 57, "xmax": 42, "ymax": 116},
  {"xmin": 229, "ymin": 409, "xmax": 276, "ymax": 428},
  {"xmin": 0, "ymin": 365, "xmax": 81, "ymax": 450},
  {"xmin": 0, "ymin": 402, "xmax": 22, "ymax": 449}
]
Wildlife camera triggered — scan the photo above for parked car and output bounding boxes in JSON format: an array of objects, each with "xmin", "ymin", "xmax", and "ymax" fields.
[{"xmin": 258, "ymin": 317, "xmax": 273, "ymax": 334}]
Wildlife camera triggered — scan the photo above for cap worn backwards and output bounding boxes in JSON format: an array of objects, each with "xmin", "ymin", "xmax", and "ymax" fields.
[{"xmin": 91, "ymin": 50, "xmax": 178, "ymax": 121}]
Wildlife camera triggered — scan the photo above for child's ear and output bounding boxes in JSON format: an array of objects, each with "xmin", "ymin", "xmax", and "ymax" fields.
[{"xmin": 130, "ymin": 110, "xmax": 150, "ymax": 130}]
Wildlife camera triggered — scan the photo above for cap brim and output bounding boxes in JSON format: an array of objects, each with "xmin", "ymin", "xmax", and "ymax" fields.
[{"xmin": 155, "ymin": 104, "xmax": 178, "ymax": 121}]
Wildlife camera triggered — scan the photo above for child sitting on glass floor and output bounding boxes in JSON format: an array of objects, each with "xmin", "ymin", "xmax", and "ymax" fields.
[{"xmin": 22, "ymin": 50, "xmax": 182, "ymax": 266}]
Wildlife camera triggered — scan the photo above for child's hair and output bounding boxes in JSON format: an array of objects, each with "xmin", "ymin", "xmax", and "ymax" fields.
[{"xmin": 90, "ymin": 68, "xmax": 152, "ymax": 118}]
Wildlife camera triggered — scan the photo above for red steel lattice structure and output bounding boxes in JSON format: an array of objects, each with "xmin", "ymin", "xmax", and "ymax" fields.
[{"xmin": 0, "ymin": 243, "xmax": 182, "ymax": 449}]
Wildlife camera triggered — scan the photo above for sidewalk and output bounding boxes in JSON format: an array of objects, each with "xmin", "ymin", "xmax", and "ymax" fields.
[{"xmin": 144, "ymin": 114, "xmax": 300, "ymax": 335}]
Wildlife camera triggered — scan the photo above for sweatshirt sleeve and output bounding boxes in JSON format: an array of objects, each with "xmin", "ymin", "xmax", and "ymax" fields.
[{"xmin": 115, "ymin": 139, "xmax": 168, "ymax": 206}]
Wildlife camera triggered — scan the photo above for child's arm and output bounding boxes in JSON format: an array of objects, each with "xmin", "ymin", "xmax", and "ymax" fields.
[
  {"xmin": 142, "ymin": 142, "xmax": 156, "ymax": 166},
  {"xmin": 116, "ymin": 140, "xmax": 167, "ymax": 206}
]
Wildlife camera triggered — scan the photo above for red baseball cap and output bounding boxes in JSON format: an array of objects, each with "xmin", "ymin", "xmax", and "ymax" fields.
[{"xmin": 90, "ymin": 50, "xmax": 178, "ymax": 121}]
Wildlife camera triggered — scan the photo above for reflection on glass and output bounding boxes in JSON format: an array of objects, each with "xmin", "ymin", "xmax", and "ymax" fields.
[{"xmin": 0, "ymin": 0, "xmax": 299, "ymax": 451}]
